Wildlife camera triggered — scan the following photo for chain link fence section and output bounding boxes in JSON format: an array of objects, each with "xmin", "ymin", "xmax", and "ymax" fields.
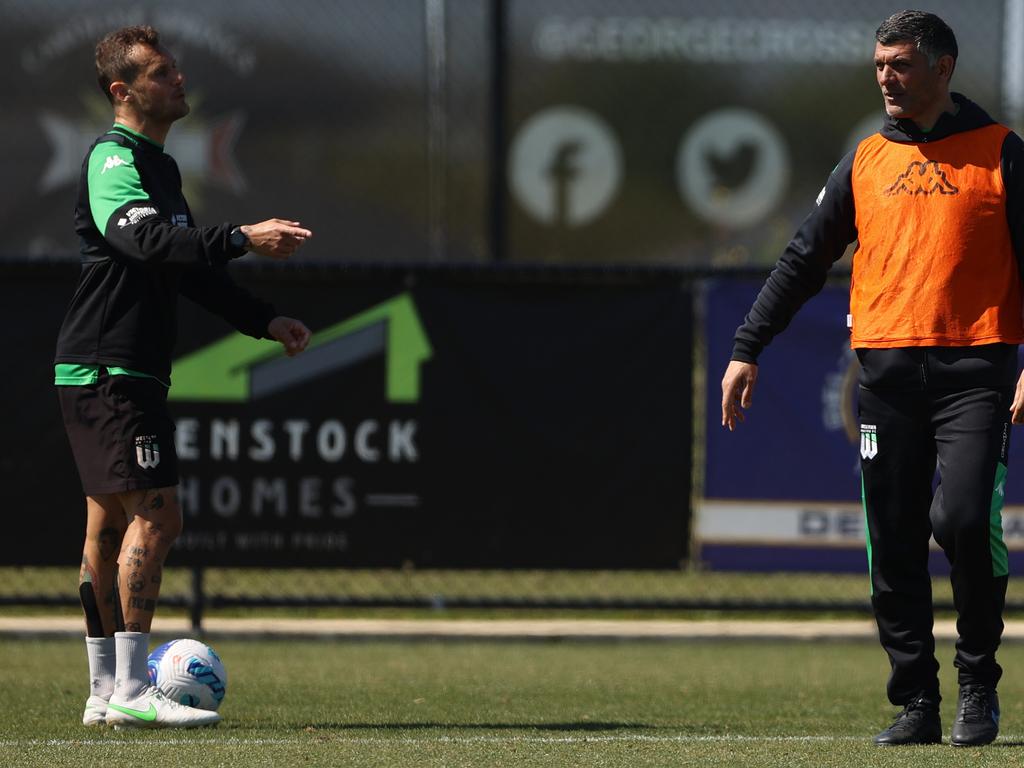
[
  {"xmin": 3, "ymin": 2, "xmax": 1022, "ymax": 619},
  {"xmin": 502, "ymin": 0, "xmax": 1010, "ymax": 267},
  {"xmin": 2, "ymin": 0, "xmax": 1015, "ymax": 266},
  {"xmin": 8, "ymin": 568, "xmax": 1024, "ymax": 623}
]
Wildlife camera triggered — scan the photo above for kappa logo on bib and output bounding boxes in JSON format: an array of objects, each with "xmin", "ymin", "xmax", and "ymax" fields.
[
  {"xmin": 884, "ymin": 161, "xmax": 959, "ymax": 197},
  {"xmin": 135, "ymin": 435, "xmax": 161, "ymax": 469}
]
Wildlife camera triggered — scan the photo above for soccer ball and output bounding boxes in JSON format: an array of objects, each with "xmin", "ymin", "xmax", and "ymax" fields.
[{"xmin": 147, "ymin": 638, "xmax": 227, "ymax": 711}]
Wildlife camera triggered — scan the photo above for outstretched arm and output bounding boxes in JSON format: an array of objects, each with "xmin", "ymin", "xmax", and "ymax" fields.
[{"xmin": 88, "ymin": 140, "xmax": 312, "ymax": 267}]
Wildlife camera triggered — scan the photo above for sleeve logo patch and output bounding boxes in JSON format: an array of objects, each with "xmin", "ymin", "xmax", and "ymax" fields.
[
  {"xmin": 117, "ymin": 206, "xmax": 159, "ymax": 228},
  {"xmin": 101, "ymin": 155, "xmax": 131, "ymax": 174}
]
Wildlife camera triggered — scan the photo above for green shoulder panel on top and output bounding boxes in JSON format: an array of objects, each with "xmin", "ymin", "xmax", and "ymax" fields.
[{"xmin": 87, "ymin": 141, "xmax": 150, "ymax": 236}]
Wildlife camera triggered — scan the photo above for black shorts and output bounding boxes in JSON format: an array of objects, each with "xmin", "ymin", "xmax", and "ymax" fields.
[{"xmin": 57, "ymin": 372, "xmax": 179, "ymax": 495}]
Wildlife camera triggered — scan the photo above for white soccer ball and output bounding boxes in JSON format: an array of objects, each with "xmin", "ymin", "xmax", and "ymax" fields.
[{"xmin": 147, "ymin": 638, "xmax": 227, "ymax": 711}]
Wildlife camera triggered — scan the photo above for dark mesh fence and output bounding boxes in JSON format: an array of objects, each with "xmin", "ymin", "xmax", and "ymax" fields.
[
  {"xmin": 2, "ymin": 0, "xmax": 1023, "ymax": 618},
  {"xmin": 501, "ymin": 0, "xmax": 1014, "ymax": 266},
  {"xmin": 9, "ymin": 567, "xmax": 1024, "ymax": 622},
  {"xmin": 1, "ymin": 0, "xmax": 1015, "ymax": 266}
]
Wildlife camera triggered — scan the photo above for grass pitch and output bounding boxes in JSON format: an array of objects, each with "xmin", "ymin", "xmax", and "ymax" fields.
[{"xmin": 2, "ymin": 636, "xmax": 1023, "ymax": 766}]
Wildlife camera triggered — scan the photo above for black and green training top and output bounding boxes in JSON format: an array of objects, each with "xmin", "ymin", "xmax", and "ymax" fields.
[{"xmin": 54, "ymin": 124, "xmax": 276, "ymax": 384}]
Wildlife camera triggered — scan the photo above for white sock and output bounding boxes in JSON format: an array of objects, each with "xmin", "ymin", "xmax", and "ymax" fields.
[
  {"xmin": 85, "ymin": 636, "xmax": 115, "ymax": 700},
  {"xmin": 113, "ymin": 631, "xmax": 150, "ymax": 701}
]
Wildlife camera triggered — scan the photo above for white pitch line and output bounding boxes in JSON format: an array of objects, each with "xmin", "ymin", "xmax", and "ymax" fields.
[
  {"xmin": 7, "ymin": 734, "xmax": 1024, "ymax": 747},
  {"xmin": 0, "ymin": 738, "xmax": 299, "ymax": 747},
  {"xmin": 0, "ymin": 736, "xmax": 853, "ymax": 747}
]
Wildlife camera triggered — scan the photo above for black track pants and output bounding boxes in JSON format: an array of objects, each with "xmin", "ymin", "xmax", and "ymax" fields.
[{"xmin": 859, "ymin": 385, "xmax": 1010, "ymax": 705}]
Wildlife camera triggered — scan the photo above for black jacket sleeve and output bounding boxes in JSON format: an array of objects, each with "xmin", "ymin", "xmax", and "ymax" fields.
[
  {"xmin": 105, "ymin": 212, "xmax": 243, "ymax": 267},
  {"xmin": 178, "ymin": 264, "xmax": 278, "ymax": 341},
  {"xmin": 731, "ymin": 151, "xmax": 859, "ymax": 363},
  {"xmin": 1001, "ymin": 131, "xmax": 1024, "ymax": 279}
]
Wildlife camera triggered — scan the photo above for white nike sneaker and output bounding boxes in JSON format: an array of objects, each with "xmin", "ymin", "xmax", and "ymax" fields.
[
  {"xmin": 82, "ymin": 695, "xmax": 108, "ymax": 726},
  {"xmin": 105, "ymin": 686, "xmax": 221, "ymax": 729}
]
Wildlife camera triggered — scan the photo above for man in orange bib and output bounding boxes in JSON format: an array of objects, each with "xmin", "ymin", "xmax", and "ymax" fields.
[{"xmin": 721, "ymin": 10, "xmax": 1024, "ymax": 747}]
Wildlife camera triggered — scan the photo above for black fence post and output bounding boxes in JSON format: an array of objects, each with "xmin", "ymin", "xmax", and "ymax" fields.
[
  {"xmin": 190, "ymin": 566, "xmax": 205, "ymax": 634},
  {"xmin": 490, "ymin": 0, "xmax": 508, "ymax": 262}
]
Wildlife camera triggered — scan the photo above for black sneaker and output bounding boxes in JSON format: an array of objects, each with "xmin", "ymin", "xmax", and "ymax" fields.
[
  {"xmin": 873, "ymin": 695, "xmax": 942, "ymax": 746},
  {"xmin": 950, "ymin": 684, "xmax": 999, "ymax": 747}
]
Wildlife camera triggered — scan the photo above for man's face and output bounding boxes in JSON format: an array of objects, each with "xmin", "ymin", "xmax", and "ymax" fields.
[
  {"xmin": 874, "ymin": 40, "xmax": 948, "ymax": 121},
  {"xmin": 124, "ymin": 43, "xmax": 189, "ymax": 124}
]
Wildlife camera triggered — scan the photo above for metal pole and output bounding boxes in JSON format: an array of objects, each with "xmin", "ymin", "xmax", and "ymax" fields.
[
  {"xmin": 190, "ymin": 565, "xmax": 205, "ymax": 634},
  {"xmin": 490, "ymin": 0, "xmax": 508, "ymax": 262},
  {"xmin": 425, "ymin": 0, "xmax": 448, "ymax": 261},
  {"xmin": 1005, "ymin": 0, "xmax": 1024, "ymax": 132}
]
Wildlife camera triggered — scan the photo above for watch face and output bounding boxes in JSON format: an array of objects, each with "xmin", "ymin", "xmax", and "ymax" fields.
[{"xmin": 231, "ymin": 229, "xmax": 245, "ymax": 248}]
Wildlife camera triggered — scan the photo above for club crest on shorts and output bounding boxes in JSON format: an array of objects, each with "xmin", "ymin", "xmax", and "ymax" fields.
[
  {"xmin": 135, "ymin": 435, "xmax": 161, "ymax": 469},
  {"xmin": 860, "ymin": 424, "xmax": 878, "ymax": 460}
]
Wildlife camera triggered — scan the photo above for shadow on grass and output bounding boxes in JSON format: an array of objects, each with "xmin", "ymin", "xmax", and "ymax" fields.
[{"xmin": 302, "ymin": 721, "xmax": 654, "ymax": 732}]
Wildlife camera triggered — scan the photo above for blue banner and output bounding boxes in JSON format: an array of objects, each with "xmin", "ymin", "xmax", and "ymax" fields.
[
  {"xmin": 705, "ymin": 279, "xmax": 861, "ymax": 502},
  {"xmin": 701, "ymin": 278, "xmax": 1024, "ymax": 572}
]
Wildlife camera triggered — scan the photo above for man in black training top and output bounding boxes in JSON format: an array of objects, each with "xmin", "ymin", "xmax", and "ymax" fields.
[{"xmin": 54, "ymin": 25, "xmax": 313, "ymax": 729}]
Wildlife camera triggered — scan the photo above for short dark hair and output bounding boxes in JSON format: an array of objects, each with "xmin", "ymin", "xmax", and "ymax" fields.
[
  {"xmin": 876, "ymin": 10, "xmax": 958, "ymax": 67},
  {"xmin": 95, "ymin": 25, "xmax": 161, "ymax": 104}
]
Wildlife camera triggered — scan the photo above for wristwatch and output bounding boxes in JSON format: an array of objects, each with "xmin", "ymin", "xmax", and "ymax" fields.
[{"xmin": 229, "ymin": 226, "xmax": 250, "ymax": 252}]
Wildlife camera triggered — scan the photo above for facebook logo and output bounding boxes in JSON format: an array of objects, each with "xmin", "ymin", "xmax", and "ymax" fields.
[{"xmin": 510, "ymin": 106, "xmax": 622, "ymax": 227}]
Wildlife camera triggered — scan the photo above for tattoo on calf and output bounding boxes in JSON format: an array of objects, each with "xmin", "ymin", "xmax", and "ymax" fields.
[
  {"xmin": 125, "ymin": 622, "xmax": 142, "ymax": 632},
  {"xmin": 127, "ymin": 572, "xmax": 146, "ymax": 593},
  {"xmin": 127, "ymin": 545, "xmax": 147, "ymax": 569},
  {"xmin": 79, "ymin": 554, "xmax": 96, "ymax": 585},
  {"xmin": 127, "ymin": 596, "xmax": 156, "ymax": 612}
]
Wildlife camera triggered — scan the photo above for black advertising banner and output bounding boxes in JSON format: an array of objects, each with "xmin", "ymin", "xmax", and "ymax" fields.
[
  {"xmin": 2, "ymin": 266, "xmax": 86, "ymax": 563},
  {"xmin": 2, "ymin": 265, "xmax": 692, "ymax": 568}
]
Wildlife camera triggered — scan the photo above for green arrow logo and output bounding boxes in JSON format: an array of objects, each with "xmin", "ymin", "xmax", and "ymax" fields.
[{"xmin": 169, "ymin": 292, "xmax": 432, "ymax": 403}]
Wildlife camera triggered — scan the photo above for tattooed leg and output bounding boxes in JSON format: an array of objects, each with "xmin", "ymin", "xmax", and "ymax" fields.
[
  {"xmin": 81, "ymin": 495, "xmax": 129, "ymax": 636},
  {"xmin": 116, "ymin": 486, "xmax": 182, "ymax": 633}
]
